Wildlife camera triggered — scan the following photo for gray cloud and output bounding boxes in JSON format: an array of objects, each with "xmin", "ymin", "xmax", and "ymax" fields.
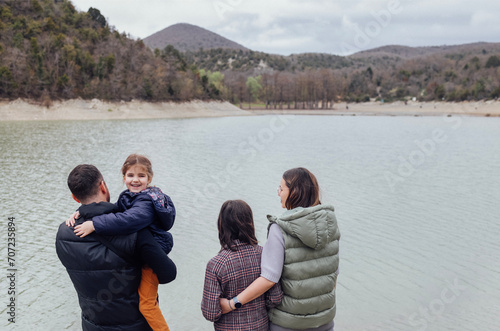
[{"xmin": 71, "ymin": 0, "xmax": 500, "ymax": 55}]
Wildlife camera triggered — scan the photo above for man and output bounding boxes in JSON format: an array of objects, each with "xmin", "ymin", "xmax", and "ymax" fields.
[{"xmin": 56, "ymin": 164, "xmax": 176, "ymax": 330}]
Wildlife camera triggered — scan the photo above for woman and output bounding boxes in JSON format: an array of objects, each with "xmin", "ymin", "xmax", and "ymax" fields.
[
  {"xmin": 202, "ymin": 200, "xmax": 283, "ymax": 331},
  {"xmin": 220, "ymin": 168, "xmax": 340, "ymax": 330}
]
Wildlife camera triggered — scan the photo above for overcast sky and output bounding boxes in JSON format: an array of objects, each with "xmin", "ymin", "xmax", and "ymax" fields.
[{"xmin": 70, "ymin": 0, "xmax": 500, "ymax": 55}]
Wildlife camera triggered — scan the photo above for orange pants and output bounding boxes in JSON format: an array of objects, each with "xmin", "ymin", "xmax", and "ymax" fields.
[{"xmin": 138, "ymin": 267, "xmax": 170, "ymax": 331}]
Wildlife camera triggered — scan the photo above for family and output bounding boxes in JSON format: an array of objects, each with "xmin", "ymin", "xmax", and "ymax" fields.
[{"xmin": 55, "ymin": 154, "xmax": 341, "ymax": 331}]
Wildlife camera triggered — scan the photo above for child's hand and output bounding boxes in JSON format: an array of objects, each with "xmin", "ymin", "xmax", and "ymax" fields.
[
  {"xmin": 65, "ymin": 211, "xmax": 80, "ymax": 227},
  {"xmin": 74, "ymin": 221, "xmax": 95, "ymax": 238}
]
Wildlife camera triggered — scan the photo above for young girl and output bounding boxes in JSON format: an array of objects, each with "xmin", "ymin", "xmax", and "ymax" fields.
[
  {"xmin": 72, "ymin": 154, "xmax": 175, "ymax": 331},
  {"xmin": 201, "ymin": 200, "xmax": 283, "ymax": 331}
]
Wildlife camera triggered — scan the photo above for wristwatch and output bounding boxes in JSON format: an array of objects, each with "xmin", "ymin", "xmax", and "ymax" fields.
[{"xmin": 232, "ymin": 297, "xmax": 242, "ymax": 309}]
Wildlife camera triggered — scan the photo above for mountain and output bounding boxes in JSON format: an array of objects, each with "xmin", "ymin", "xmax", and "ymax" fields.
[
  {"xmin": 143, "ymin": 23, "xmax": 249, "ymax": 52},
  {"xmin": 351, "ymin": 42, "xmax": 500, "ymax": 59}
]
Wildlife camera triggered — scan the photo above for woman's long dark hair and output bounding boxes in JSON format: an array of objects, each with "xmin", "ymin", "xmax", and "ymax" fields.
[
  {"xmin": 217, "ymin": 200, "xmax": 258, "ymax": 251},
  {"xmin": 282, "ymin": 167, "xmax": 321, "ymax": 210}
]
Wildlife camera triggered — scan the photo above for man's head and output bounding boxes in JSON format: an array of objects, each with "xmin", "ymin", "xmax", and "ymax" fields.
[{"xmin": 67, "ymin": 164, "xmax": 110, "ymax": 204}]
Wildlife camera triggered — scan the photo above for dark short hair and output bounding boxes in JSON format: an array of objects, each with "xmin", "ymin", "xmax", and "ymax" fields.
[
  {"xmin": 217, "ymin": 200, "xmax": 258, "ymax": 251},
  {"xmin": 67, "ymin": 164, "xmax": 103, "ymax": 202},
  {"xmin": 282, "ymin": 167, "xmax": 321, "ymax": 210}
]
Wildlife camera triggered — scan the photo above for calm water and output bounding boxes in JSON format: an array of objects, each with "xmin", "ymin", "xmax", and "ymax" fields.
[{"xmin": 0, "ymin": 114, "xmax": 499, "ymax": 330}]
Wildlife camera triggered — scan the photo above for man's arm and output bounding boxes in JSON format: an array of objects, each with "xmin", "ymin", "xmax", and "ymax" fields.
[{"xmin": 136, "ymin": 228, "xmax": 176, "ymax": 284}]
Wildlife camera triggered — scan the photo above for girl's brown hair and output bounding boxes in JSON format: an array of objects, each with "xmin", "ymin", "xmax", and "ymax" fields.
[
  {"xmin": 217, "ymin": 200, "xmax": 258, "ymax": 251},
  {"xmin": 282, "ymin": 167, "xmax": 321, "ymax": 210},
  {"xmin": 121, "ymin": 154, "xmax": 154, "ymax": 181}
]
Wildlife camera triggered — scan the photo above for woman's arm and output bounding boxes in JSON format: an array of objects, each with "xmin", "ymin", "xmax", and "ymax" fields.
[
  {"xmin": 220, "ymin": 276, "xmax": 276, "ymax": 314},
  {"xmin": 92, "ymin": 196, "xmax": 156, "ymax": 235},
  {"xmin": 220, "ymin": 223, "xmax": 285, "ymax": 314},
  {"xmin": 266, "ymin": 281, "xmax": 283, "ymax": 308}
]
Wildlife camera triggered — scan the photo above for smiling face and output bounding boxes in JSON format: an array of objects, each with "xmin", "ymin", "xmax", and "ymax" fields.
[
  {"xmin": 278, "ymin": 177, "xmax": 290, "ymax": 209},
  {"xmin": 123, "ymin": 165, "xmax": 151, "ymax": 193}
]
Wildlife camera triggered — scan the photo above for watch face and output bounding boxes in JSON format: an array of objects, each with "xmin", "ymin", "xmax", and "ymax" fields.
[{"xmin": 233, "ymin": 297, "xmax": 242, "ymax": 308}]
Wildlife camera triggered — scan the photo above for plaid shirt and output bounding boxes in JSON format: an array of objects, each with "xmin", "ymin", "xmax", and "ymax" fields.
[{"xmin": 202, "ymin": 241, "xmax": 283, "ymax": 331}]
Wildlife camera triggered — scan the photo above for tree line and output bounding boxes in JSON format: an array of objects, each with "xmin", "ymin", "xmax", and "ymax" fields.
[
  {"xmin": 186, "ymin": 47, "xmax": 500, "ymax": 108},
  {"xmin": 1, "ymin": 0, "xmax": 499, "ymax": 108}
]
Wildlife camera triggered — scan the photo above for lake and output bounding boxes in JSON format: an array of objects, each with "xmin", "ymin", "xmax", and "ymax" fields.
[{"xmin": 0, "ymin": 114, "xmax": 499, "ymax": 330}]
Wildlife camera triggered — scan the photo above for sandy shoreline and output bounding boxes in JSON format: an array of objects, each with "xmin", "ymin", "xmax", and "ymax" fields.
[
  {"xmin": 247, "ymin": 100, "xmax": 500, "ymax": 117},
  {"xmin": 0, "ymin": 99, "xmax": 499, "ymax": 121},
  {"xmin": 0, "ymin": 99, "xmax": 252, "ymax": 121}
]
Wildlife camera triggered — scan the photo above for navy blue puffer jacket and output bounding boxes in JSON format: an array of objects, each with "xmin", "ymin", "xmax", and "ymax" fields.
[{"xmin": 91, "ymin": 187, "xmax": 175, "ymax": 254}]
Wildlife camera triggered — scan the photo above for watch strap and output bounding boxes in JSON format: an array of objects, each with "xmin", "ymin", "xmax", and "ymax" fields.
[{"xmin": 232, "ymin": 296, "xmax": 242, "ymax": 308}]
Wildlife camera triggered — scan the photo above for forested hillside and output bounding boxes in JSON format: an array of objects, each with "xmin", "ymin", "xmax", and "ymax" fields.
[
  {"xmin": 0, "ymin": 0, "xmax": 219, "ymax": 103},
  {"xmin": 180, "ymin": 43, "xmax": 500, "ymax": 108},
  {"xmin": 1, "ymin": 0, "xmax": 499, "ymax": 108}
]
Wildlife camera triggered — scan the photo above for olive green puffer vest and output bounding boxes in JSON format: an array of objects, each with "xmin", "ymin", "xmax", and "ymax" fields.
[{"xmin": 267, "ymin": 204, "xmax": 340, "ymax": 329}]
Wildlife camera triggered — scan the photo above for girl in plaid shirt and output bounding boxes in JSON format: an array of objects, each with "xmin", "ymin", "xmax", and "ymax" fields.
[{"xmin": 201, "ymin": 200, "xmax": 283, "ymax": 331}]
